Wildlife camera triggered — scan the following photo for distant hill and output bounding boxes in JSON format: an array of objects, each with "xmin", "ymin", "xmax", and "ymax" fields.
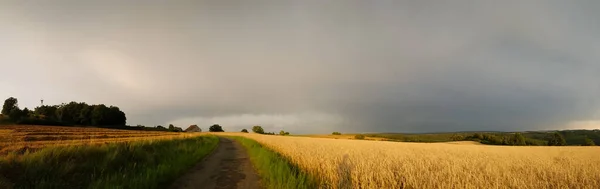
[
  {"xmin": 185, "ymin": 125, "xmax": 201, "ymax": 132},
  {"xmin": 361, "ymin": 129, "xmax": 600, "ymax": 146}
]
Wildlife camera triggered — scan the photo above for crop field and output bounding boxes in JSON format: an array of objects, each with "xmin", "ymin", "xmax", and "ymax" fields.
[
  {"xmin": 222, "ymin": 133, "xmax": 600, "ymax": 189},
  {"xmin": 0, "ymin": 125, "xmax": 204, "ymax": 155}
]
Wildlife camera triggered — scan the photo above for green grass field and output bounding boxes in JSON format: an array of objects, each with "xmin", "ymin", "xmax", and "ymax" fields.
[
  {"xmin": 0, "ymin": 135, "xmax": 218, "ymax": 189},
  {"xmin": 229, "ymin": 136, "xmax": 318, "ymax": 189}
]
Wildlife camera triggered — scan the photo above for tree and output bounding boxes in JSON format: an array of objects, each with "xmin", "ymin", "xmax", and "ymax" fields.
[
  {"xmin": 584, "ymin": 138, "xmax": 596, "ymax": 146},
  {"xmin": 241, "ymin": 129, "xmax": 249, "ymax": 133},
  {"xmin": 511, "ymin": 133, "xmax": 526, "ymax": 146},
  {"xmin": 209, "ymin": 124, "xmax": 224, "ymax": 132},
  {"xmin": 279, "ymin": 130, "xmax": 290, "ymax": 136},
  {"xmin": 450, "ymin": 134, "xmax": 465, "ymax": 141},
  {"xmin": 34, "ymin": 105, "xmax": 58, "ymax": 120},
  {"xmin": 8, "ymin": 108, "xmax": 24, "ymax": 122},
  {"xmin": 91, "ymin": 104, "xmax": 109, "ymax": 126},
  {"xmin": 332, "ymin": 132, "xmax": 342, "ymax": 135},
  {"xmin": 168, "ymin": 124, "xmax": 176, "ymax": 131},
  {"xmin": 21, "ymin": 108, "xmax": 31, "ymax": 118},
  {"xmin": 252, "ymin": 126, "xmax": 265, "ymax": 134},
  {"xmin": 2, "ymin": 97, "xmax": 18, "ymax": 115},
  {"xmin": 548, "ymin": 132, "xmax": 567, "ymax": 146}
]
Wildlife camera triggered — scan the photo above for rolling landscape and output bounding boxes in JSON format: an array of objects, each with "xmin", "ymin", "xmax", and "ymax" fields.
[{"xmin": 2, "ymin": 1, "xmax": 600, "ymax": 188}]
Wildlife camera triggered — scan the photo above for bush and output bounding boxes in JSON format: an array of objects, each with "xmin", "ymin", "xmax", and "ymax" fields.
[
  {"xmin": 209, "ymin": 124, "xmax": 224, "ymax": 132},
  {"xmin": 584, "ymin": 138, "xmax": 596, "ymax": 146},
  {"xmin": 332, "ymin": 132, "xmax": 342, "ymax": 135},
  {"xmin": 241, "ymin": 129, "xmax": 249, "ymax": 133},
  {"xmin": 355, "ymin": 134, "xmax": 365, "ymax": 140}
]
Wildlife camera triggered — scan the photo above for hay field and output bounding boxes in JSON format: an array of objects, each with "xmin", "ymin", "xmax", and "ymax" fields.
[
  {"xmin": 222, "ymin": 133, "xmax": 600, "ymax": 189},
  {"xmin": 0, "ymin": 125, "xmax": 204, "ymax": 155}
]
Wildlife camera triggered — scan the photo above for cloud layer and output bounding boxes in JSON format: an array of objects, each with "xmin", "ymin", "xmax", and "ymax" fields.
[{"xmin": 1, "ymin": 1, "xmax": 599, "ymax": 133}]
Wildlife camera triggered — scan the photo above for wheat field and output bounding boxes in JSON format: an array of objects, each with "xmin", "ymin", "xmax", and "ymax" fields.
[
  {"xmin": 0, "ymin": 125, "xmax": 205, "ymax": 155},
  {"xmin": 222, "ymin": 133, "xmax": 600, "ymax": 189}
]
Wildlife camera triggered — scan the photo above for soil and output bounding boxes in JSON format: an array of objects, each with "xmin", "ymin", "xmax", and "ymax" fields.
[{"xmin": 170, "ymin": 137, "xmax": 262, "ymax": 189}]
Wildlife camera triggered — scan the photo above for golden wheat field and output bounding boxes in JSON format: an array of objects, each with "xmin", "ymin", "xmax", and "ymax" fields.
[
  {"xmin": 0, "ymin": 125, "xmax": 204, "ymax": 155},
  {"xmin": 222, "ymin": 133, "xmax": 600, "ymax": 189}
]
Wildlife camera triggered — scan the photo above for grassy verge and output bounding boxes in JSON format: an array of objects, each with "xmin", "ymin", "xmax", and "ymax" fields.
[
  {"xmin": 0, "ymin": 135, "xmax": 218, "ymax": 189},
  {"xmin": 229, "ymin": 136, "xmax": 318, "ymax": 189}
]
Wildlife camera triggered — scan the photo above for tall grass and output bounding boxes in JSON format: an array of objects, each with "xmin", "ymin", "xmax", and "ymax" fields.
[
  {"xmin": 0, "ymin": 136, "xmax": 218, "ymax": 189},
  {"xmin": 229, "ymin": 136, "xmax": 318, "ymax": 189}
]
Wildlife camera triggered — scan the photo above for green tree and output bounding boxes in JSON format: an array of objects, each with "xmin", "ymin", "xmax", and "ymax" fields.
[
  {"xmin": 511, "ymin": 133, "xmax": 526, "ymax": 146},
  {"xmin": 91, "ymin": 104, "xmax": 109, "ymax": 126},
  {"xmin": 241, "ymin": 129, "xmax": 248, "ymax": 133},
  {"xmin": 168, "ymin": 124, "xmax": 176, "ymax": 131},
  {"xmin": 209, "ymin": 124, "xmax": 224, "ymax": 132},
  {"xmin": 548, "ymin": 132, "xmax": 567, "ymax": 146},
  {"xmin": 34, "ymin": 105, "xmax": 58, "ymax": 120},
  {"xmin": 21, "ymin": 108, "xmax": 31, "ymax": 118},
  {"xmin": 584, "ymin": 138, "xmax": 596, "ymax": 146},
  {"xmin": 8, "ymin": 108, "xmax": 24, "ymax": 122},
  {"xmin": 451, "ymin": 134, "xmax": 465, "ymax": 141},
  {"xmin": 332, "ymin": 132, "xmax": 342, "ymax": 135},
  {"xmin": 2, "ymin": 97, "xmax": 18, "ymax": 115},
  {"xmin": 252, "ymin": 126, "xmax": 265, "ymax": 134}
]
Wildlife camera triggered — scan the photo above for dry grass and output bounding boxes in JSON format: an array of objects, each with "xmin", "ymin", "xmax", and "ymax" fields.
[
  {"xmin": 302, "ymin": 134, "xmax": 389, "ymax": 141},
  {"xmin": 0, "ymin": 125, "xmax": 205, "ymax": 155},
  {"xmin": 220, "ymin": 133, "xmax": 600, "ymax": 189}
]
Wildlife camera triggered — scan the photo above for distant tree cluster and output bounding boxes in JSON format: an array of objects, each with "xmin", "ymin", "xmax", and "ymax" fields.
[
  {"xmin": 248, "ymin": 125, "xmax": 287, "ymax": 135},
  {"xmin": 1, "ymin": 97, "xmax": 126, "ymax": 128},
  {"xmin": 241, "ymin": 129, "xmax": 249, "ymax": 133},
  {"xmin": 279, "ymin": 130, "xmax": 290, "ymax": 136},
  {"xmin": 209, "ymin": 124, "xmax": 224, "ymax": 132},
  {"xmin": 332, "ymin": 132, "xmax": 342, "ymax": 135}
]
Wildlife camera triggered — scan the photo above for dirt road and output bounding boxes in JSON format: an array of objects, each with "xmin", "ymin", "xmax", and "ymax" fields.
[{"xmin": 170, "ymin": 137, "xmax": 262, "ymax": 189}]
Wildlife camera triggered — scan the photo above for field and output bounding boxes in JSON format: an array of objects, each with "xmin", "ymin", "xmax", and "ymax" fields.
[
  {"xmin": 222, "ymin": 133, "xmax": 600, "ymax": 189},
  {"xmin": 0, "ymin": 125, "xmax": 216, "ymax": 189},
  {"xmin": 0, "ymin": 125, "xmax": 204, "ymax": 155}
]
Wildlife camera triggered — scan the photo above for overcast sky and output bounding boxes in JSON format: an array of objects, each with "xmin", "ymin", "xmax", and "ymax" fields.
[{"xmin": 1, "ymin": 1, "xmax": 599, "ymax": 133}]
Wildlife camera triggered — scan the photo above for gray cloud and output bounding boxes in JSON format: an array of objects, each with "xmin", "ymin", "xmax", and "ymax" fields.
[{"xmin": 1, "ymin": 1, "xmax": 599, "ymax": 133}]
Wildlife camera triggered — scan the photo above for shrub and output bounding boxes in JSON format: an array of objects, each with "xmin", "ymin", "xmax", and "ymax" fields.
[
  {"xmin": 332, "ymin": 132, "xmax": 342, "ymax": 135},
  {"xmin": 241, "ymin": 129, "xmax": 249, "ymax": 133}
]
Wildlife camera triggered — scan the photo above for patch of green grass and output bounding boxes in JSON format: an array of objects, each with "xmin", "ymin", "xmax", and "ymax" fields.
[
  {"xmin": 229, "ymin": 136, "xmax": 318, "ymax": 189},
  {"xmin": 0, "ymin": 136, "xmax": 218, "ymax": 189}
]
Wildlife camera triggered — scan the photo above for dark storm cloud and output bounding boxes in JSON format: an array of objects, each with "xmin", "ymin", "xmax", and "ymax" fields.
[{"xmin": 1, "ymin": 1, "xmax": 599, "ymax": 133}]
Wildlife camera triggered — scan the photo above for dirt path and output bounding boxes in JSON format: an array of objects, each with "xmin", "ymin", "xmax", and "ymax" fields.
[{"xmin": 170, "ymin": 137, "xmax": 262, "ymax": 189}]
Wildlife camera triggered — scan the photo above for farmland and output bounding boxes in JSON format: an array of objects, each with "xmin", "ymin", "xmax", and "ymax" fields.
[
  {"xmin": 0, "ymin": 125, "xmax": 216, "ymax": 189},
  {"xmin": 0, "ymin": 125, "xmax": 205, "ymax": 155},
  {"xmin": 222, "ymin": 133, "xmax": 600, "ymax": 189}
]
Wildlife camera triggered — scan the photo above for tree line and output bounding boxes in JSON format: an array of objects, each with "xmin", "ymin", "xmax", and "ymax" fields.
[
  {"xmin": 1, "ymin": 97, "xmax": 126, "ymax": 128},
  {"xmin": 248, "ymin": 125, "xmax": 290, "ymax": 135}
]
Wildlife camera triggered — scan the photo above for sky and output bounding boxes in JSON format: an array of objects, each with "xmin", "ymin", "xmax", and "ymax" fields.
[{"xmin": 1, "ymin": 1, "xmax": 599, "ymax": 133}]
